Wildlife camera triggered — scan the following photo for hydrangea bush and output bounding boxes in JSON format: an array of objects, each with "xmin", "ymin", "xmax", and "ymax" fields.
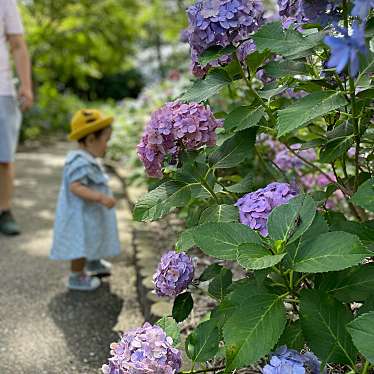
[{"xmin": 106, "ymin": 0, "xmax": 374, "ymax": 373}]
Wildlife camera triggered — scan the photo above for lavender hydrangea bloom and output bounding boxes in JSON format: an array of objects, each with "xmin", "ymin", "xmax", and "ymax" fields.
[
  {"xmin": 137, "ymin": 101, "xmax": 223, "ymax": 178},
  {"xmin": 186, "ymin": 0, "xmax": 264, "ymax": 76},
  {"xmin": 325, "ymin": 21, "xmax": 367, "ymax": 77},
  {"xmin": 274, "ymin": 144, "xmax": 316, "ymax": 172},
  {"xmin": 102, "ymin": 323, "xmax": 182, "ymax": 374},
  {"xmin": 153, "ymin": 251, "xmax": 195, "ymax": 297},
  {"xmin": 236, "ymin": 182, "xmax": 298, "ymax": 236},
  {"xmin": 278, "ymin": 0, "xmax": 341, "ymax": 28},
  {"xmin": 352, "ymin": 0, "xmax": 374, "ymax": 19},
  {"xmin": 262, "ymin": 346, "xmax": 325, "ymax": 374}
]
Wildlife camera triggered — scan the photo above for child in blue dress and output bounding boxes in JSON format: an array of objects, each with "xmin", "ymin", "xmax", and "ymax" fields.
[{"xmin": 51, "ymin": 109, "xmax": 121, "ymax": 291}]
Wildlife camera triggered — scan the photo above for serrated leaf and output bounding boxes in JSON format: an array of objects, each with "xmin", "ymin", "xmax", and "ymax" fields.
[
  {"xmin": 347, "ymin": 312, "xmax": 374, "ymax": 364},
  {"xmin": 253, "ymin": 21, "xmax": 324, "ymax": 57},
  {"xmin": 224, "ymin": 106, "xmax": 264, "ymax": 132},
  {"xmin": 317, "ymin": 264, "xmax": 374, "ymax": 302},
  {"xmin": 133, "ymin": 181, "xmax": 210, "ymax": 222},
  {"xmin": 199, "ymin": 263, "xmax": 223, "ymax": 282},
  {"xmin": 277, "ymin": 91, "xmax": 348, "ymax": 137},
  {"xmin": 199, "ymin": 204, "xmax": 239, "ymax": 224},
  {"xmin": 265, "ymin": 61, "xmax": 308, "ymax": 78},
  {"xmin": 175, "ymin": 227, "xmax": 196, "ymax": 252},
  {"xmin": 300, "ymin": 289, "xmax": 357, "ymax": 366},
  {"xmin": 209, "ymin": 128, "xmax": 257, "ymax": 168},
  {"xmin": 351, "ymin": 178, "xmax": 374, "ymax": 212},
  {"xmin": 224, "ymin": 293, "xmax": 286, "ymax": 371},
  {"xmin": 181, "ymin": 69, "xmax": 232, "ymax": 103},
  {"xmin": 172, "ymin": 292, "xmax": 193, "ymax": 323},
  {"xmin": 246, "ymin": 49, "xmax": 272, "ymax": 75},
  {"xmin": 293, "ymin": 231, "xmax": 370, "ymax": 273},
  {"xmin": 237, "ymin": 243, "xmax": 285, "ymax": 270},
  {"xmin": 192, "ymin": 222, "xmax": 261, "ymax": 260},
  {"xmin": 156, "ymin": 317, "xmax": 181, "ymax": 347},
  {"xmin": 258, "ymin": 85, "xmax": 288, "ymax": 99},
  {"xmin": 198, "ymin": 45, "xmax": 235, "ymax": 66},
  {"xmin": 268, "ymin": 194, "xmax": 316, "ymax": 244},
  {"xmin": 319, "ymin": 135, "xmax": 354, "ymax": 163},
  {"xmin": 209, "ymin": 268, "xmax": 233, "ymax": 301},
  {"xmin": 225, "ymin": 175, "xmax": 253, "ymax": 193},
  {"xmin": 278, "ymin": 321, "xmax": 304, "ymax": 351},
  {"xmin": 186, "ymin": 319, "xmax": 220, "ymax": 362}
]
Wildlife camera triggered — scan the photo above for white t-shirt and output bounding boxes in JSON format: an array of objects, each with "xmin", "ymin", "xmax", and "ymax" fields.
[{"xmin": 0, "ymin": 0, "xmax": 24, "ymax": 96}]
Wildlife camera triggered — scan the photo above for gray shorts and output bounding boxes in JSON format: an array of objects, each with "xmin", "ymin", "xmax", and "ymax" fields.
[{"xmin": 0, "ymin": 96, "xmax": 22, "ymax": 163}]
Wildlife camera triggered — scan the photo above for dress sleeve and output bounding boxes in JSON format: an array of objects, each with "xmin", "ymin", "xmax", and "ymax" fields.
[
  {"xmin": 67, "ymin": 157, "xmax": 107, "ymax": 185},
  {"xmin": 4, "ymin": 0, "xmax": 24, "ymax": 35}
]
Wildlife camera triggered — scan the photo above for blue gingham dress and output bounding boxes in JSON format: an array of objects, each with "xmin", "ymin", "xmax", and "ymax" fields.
[{"xmin": 51, "ymin": 150, "xmax": 121, "ymax": 261}]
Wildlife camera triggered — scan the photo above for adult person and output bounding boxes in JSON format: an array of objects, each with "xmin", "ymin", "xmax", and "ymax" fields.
[{"xmin": 0, "ymin": 0, "xmax": 33, "ymax": 235}]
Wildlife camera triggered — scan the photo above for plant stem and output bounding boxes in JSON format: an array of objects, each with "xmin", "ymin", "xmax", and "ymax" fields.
[
  {"xmin": 202, "ymin": 180, "xmax": 219, "ymax": 204},
  {"xmin": 284, "ymin": 143, "xmax": 352, "ymax": 196},
  {"xmin": 180, "ymin": 366, "xmax": 226, "ymax": 374},
  {"xmin": 360, "ymin": 360, "xmax": 370, "ymax": 374}
]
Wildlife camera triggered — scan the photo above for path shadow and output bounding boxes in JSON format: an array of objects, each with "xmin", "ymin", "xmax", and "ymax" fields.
[{"xmin": 48, "ymin": 281, "xmax": 123, "ymax": 369}]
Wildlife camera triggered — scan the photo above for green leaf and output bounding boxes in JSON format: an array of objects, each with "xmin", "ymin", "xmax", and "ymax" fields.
[
  {"xmin": 347, "ymin": 312, "xmax": 374, "ymax": 364},
  {"xmin": 246, "ymin": 49, "xmax": 272, "ymax": 75},
  {"xmin": 317, "ymin": 264, "xmax": 374, "ymax": 302},
  {"xmin": 224, "ymin": 293, "xmax": 286, "ymax": 371},
  {"xmin": 209, "ymin": 128, "xmax": 257, "ymax": 169},
  {"xmin": 300, "ymin": 289, "xmax": 357, "ymax": 365},
  {"xmin": 277, "ymin": 91, "xmax": 348, "ymax": 137},
  {"xmin": 258, "ymin": 85, "xmax": 288, "ymax": 99},
  {"xmin": 156, "ymin": 317, "xmax": 181, "ymax": 347},
  {"xmin": 175, "ymin": 227, "xmax": 196, "ymax": 252},
  {"xmin": 199, "ymin": 204, "xmax": 239, "ymax": 224},
  {"xmin": 237, "ymin": 243, "xmax": 285, "ymax": 270},
  {"xmin": 319, "ymin": 136, "xmax": 354, "ymax": 163},
  {"xmin": 265, "ymin": 61, "xmax": 308, "ymax": 78},
  {"xmin": 359, "ymin": 297, "xmax": 374, "ymax": 315},
  {"xmin": 198, "ymin": 45, "xmax": 235, "ymax": 66},
  {"xmin": 267, "ymin": 194, "xmax": 317, "ymax": 244},
  {"xmin": 224, "ymin": 106, "xmax": 264, "ymax": 132},
  {"xmin": 351, "ymin": 178, "xmax": 374, "ymax": 212},
  {"xmin": 133, "ymin": 181, "xmax": 209, "ymax": 222},
  {"xmin": 209, "ymin": 268, "xmax": 233, "ymax": 301},
  {"xmin": 293, "ymin": 231, "xmax": 369, "ymax": 273},
  {"xmin": 186, "ymin": 319, "xmax": 220, "ymax": 362},
  {"xmin": 181, "ymin": 69, "xmax": 232, "ymax": 103},
  {"xmin": 226, "ymin": 174, "xmax": 253, "ymax": 193},
  {"xmin": 192, "ymin": 222, "xmax": 261, "ymax": 260},
  {"xmin": 199, "ymin": 263, "xmax": 223, "ymax": 282},
  {"xmin": 278, "ymin": 321, "xmax": 304, "ymax": 351},
  {"xmin": 172, "ymin": 292, "xmax": 194, "ymax": 323},
  {"xmin": 253, "ymin": 21, "xmax": 324, "ymax": 57}
]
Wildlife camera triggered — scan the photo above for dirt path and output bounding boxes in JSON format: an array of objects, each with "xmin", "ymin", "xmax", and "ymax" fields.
[{"xmin": 0, "ymin": 142, "xmax": 143, "ymax": 374}]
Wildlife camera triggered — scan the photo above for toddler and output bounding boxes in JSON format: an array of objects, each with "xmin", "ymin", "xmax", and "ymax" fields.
[{"xmin": 51, "ymin": 109, "xmax": 120, "ymax": 291}]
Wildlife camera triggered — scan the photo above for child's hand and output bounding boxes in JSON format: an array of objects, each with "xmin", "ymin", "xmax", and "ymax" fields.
[{"xmin": 99, "ymin": 195, "xmax": 116, "ymax": 209}]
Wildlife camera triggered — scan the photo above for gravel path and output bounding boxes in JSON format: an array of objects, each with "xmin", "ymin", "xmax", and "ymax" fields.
[{"xmin": 0, "ymin": 142, "xmax": 143, "ymax": 374}]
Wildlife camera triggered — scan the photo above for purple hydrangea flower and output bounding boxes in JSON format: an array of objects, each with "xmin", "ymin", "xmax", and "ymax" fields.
[
  {"xmin": 186, "ymin": 0, "xmax": 264, "ymax": 76},
  {"xmin": 274, "ymin": 144, "xmax": 316, "ymax": 172},
  {"xmin": 137, "ymin": 101, "xmax": 223, "ymax": 178},
  {"xmin": 352, "ymin": 0, "xmax": 374, "ymax": 19},
  {"xmin": 236, "ymin": 182, "xmax": 299, "ymax": 236},
  {"xmin": 262, "ymin": 346, "xmax": 325, "ymax": 374},
  {"xmin": 278, "ymin": 0, "xmax": 341, "ymax": 28},
  {"xmin": 102, "ymin": 322, "xmax": 182, "ymax": 374},
  {"xmin": 153, "ymin": 251, "xmax": 195, "ymax": 297},
  {"xmin": 324, "ymin": 21, "xmax": 367, "ymax": 77},
  {"xmin": 347, "ymin": 146, "xmax": 356, "ymax": 158}
]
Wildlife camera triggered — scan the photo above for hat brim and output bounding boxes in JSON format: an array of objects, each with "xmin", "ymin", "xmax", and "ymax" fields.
[{"xmin": 68, "ymin": 117, "xmax": 114, "ymax": 141}]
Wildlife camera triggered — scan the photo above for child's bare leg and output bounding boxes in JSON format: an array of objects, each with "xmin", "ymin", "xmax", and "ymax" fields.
[{"xmin": 71, "ymin": 258, "xmax": 86, "ymax": 273}]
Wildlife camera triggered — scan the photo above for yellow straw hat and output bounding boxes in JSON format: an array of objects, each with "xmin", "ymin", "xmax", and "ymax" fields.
[{"xmin": 68, "ymin": 109, "xmax": 114, "ymax": 141}]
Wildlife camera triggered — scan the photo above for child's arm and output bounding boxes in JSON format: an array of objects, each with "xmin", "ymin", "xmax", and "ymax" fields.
[{"xmin": 70, "ymin": 182, "xmax": 116, "ymax": 208}]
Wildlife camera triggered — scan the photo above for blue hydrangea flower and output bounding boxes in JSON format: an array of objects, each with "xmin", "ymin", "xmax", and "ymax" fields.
[
  {"xmin": 262, "ymin": 346, "xmax": 325, "ymax": 374},
  {"xmin": 352, "ymin": 0, "xmax": 374, "ymax": 19},
  {"xmin": 153, "ymin": 251, "xmax": 195, "ymax": 297},
  {"xmin": 324, "ymin": 21, "xmax": 367, "ymax": 77},
  {"xmin": 186, "ymin": 0, "xmax": 264, "ymax": 76}
]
